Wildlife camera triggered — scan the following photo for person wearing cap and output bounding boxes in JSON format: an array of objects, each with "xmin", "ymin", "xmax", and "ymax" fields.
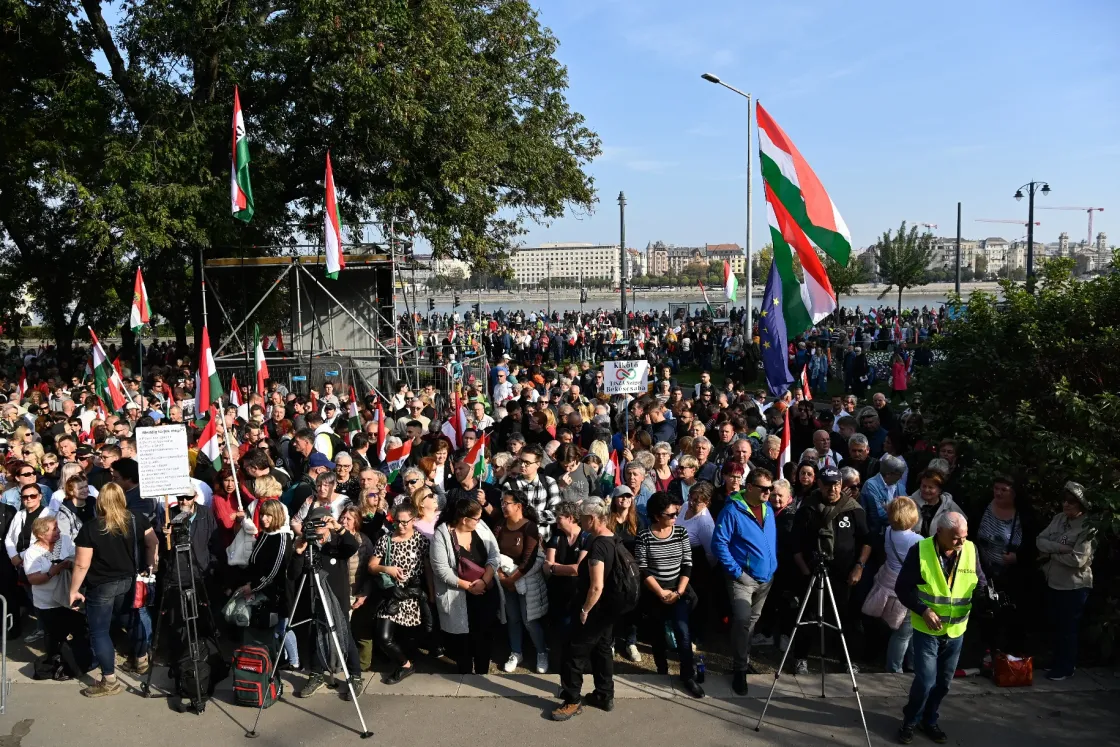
[
  {"xmin": 791, "ymin": 465, "xmax": 871, "ymax": 677},
  {"xmin": 1036, "ymin": 481, "xmax": 1095, "ymax": 681}
]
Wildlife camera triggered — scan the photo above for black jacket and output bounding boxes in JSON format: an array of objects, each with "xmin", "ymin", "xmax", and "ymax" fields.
[{"xmin": 287, "ymin": 529, "xmax": 360, "ymax": 621}]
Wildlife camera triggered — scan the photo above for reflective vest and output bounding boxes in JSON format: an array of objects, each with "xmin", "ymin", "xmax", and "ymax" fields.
[{"xmin": 911, "ymin": 538, "xmax": 978, "ymax": 639}]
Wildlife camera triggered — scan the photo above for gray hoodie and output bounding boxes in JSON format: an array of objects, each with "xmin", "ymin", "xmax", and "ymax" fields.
[{"xmin": 1036, "ymin": 513, "xmax": 1094, "ymax": 590}]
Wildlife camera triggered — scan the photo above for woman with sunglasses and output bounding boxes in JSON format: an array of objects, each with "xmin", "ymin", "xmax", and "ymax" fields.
[
  {"xmin": 411, "ymin": 488, "xmax": 440, "ymax": 539},
  {"xmin": 369, "ymin": 503, "xmax": 432, "ymax": 682},
  {"xmin": 635, "ymin": 491, "xmax": 704, "ymax": 697}
]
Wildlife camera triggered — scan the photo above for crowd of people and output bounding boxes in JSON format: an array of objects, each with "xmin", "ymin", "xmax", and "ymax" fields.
[{"xmin": 0, "ymin": 299, "xmax": 1096, "ymax": 741}]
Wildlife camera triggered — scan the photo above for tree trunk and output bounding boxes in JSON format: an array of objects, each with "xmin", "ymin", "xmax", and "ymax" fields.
[{"xmin": 898, "ymin": 285, "xmax": 903, "ymax": 319}]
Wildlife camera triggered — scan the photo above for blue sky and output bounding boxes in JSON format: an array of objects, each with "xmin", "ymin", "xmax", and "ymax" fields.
[{"xmin": 526, "ymin": 0, "xmax": 1120, "ymax": 253}]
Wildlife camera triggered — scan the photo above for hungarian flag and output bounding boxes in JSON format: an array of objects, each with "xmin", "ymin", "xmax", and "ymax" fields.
[
  {"xmin": 723, "ymin": 260, "xmax": 738, "ymax": 302},
  {"xmin": 274, "ymin": 331, "xmax": 285, "ymax": 351},
  {"xmin": 758, "ymin": 103, "xmax": 851, "ymax": 336},
  {"xmin": 605, "ymin": 449, "xmax": 622, "ymax": 487},
  {"xmin": 112, "ymin": 356, "xmax": 123, "ymax": 379},
  {"xmin": 440, "ymin": 391, "xmax": 467, "ymax": 450},
  {"xmin": 697, "ymin": 279, "xmax": 716, "ymax": 317},
  {"xmin": 346, "ymin": 386, "xmax": 361, "ymax": 443},
  {"xmin": 800, "ymin": 365, "xmax": 813, "ymax": 400},
  {"xmin": 894, "ymin": 316, "xmax": 903, "ymax": 342},
  {"xmin": 230, "ymin": 86, "xmax": 254, "ymax": 223},
  {"xmin": 375, "ymin": 400, "xmax": 387, "ymax": 462},
  {"xmin": 383, "ymin": 439, "xmax": 412, "ymax": 482},
  {"xmin": 253, "ymin": 324, "xmax": 270, "ymax": 394},
  {"xmin": 90, "ymin": 328, "xmax": 127, "ymax": 411},
  {"xmin": 323, "ymin": 151, "xmax": 345, "ymax": 279},
  {"xmin": 129, "ymin": 267, "xmax": 151, "ymax": 333},
  {"xmin": 197, "ymin": 326, "xmax": 224, "ymax": 408},
  {"xmin": 16, "ymin": 368, "xmax": 27, "ymax": 401},
  {"xmin": 778, "ymin": 406, "xmax": 792, "ymax": 476},
  {"xmin": 229, "ymin": 374, "xmax": 244, "ymax": 407},
  {"xmin": 465, "ymin": 433, "xmax": 488, "ymax": 480},
  {"xmin": 198, "ymin": 405, "xmax": 223, "ymax": 470}
]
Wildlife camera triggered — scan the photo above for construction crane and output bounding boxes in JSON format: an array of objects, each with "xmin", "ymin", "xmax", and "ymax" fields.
[
  {"xmin": 976, "ymin": 219, "xmax": 1041, "ymax": 226},
  {"xmin": 1037, "ymin": 206, "xmax": 1104, "ymax": 247},
  {"xmin": 909, "ymin": 222, "xmax": 938, "ymax": 234}
]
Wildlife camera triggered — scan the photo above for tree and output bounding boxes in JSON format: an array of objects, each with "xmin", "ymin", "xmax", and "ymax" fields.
[
  {"xmin": 2, "ymin": 0, "xmax": 600, "ymax": 358},
  {"xmin": 922, "ymin": 253, "xmax": 1120, "ymax": 657},
  {"xmin": 824, "ymin": 254, "xmax": 869, "ymax": 297},
  {"xmin": 874, "ymin": 221, "xmax": 935, "ymax": 315},
  {"xmin": 974, "ymin": 255, "xmax": 988, "ymax": 278}
]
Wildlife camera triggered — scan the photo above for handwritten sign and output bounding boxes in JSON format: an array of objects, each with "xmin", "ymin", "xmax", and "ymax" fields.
[
  {"xmin": 601, "ymin": 360, "xmax": 650, "ymax": 395},
  {"xmin": 136, "ymin": 424, "xmax": 193, "ymax": 498}
]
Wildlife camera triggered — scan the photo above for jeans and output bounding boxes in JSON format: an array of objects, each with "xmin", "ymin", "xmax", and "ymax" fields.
[
  {"xmin": 886, "ymin": 617, "xmax": 914, "ymax": 673},
  {"xmin": 276, "ymin": 618, "xmax": 300, "ymax": 669},
  {"xmin": 1049, "ymin": 587, "xmax": 1090, "ymax": 676},
  {"xmin": 84, "ymin": 577, "xmax": 138, "ymax": 677},
  {"xmin": 727, "ymin": 573, "xmax": 773, "ymax": 671},
  {"xmin": 560, "ymin": 610, "xmax": 615, "ymax": 704},
  {"xmin": 644, "ymin": 592, "xmax": 696, "ymax": 679},
  {"xmin": 902, "ymin": 630, "xmax": 964, "ymax": 727},
  {"xmin": 504, "ymin": 588, "xmax": 548, "ymax": 657}
]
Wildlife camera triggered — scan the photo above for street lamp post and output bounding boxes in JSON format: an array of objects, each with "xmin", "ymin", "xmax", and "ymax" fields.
[
  {"xmin": 1014, "ymin": 180, "xmax": 1050, "ymax": 285},
  {"xmin": 701, "ymin": 73, "xmax": 753, "ymax": 335},
  {"xmin": 619, "ymin": 191, "xmax": 628, "ymax": 338}
]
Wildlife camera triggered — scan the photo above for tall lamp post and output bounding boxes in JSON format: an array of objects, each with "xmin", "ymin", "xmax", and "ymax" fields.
[
  {"xmin": 701, "ymin": 72, "xmax": 753, "ymax": 334},
  {"xmin": 1014, "ymin": 180, "xmax": 1050, "ymax": 285}
]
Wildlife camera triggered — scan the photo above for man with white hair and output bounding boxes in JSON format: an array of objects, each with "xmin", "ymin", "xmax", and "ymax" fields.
[{"xmin": 894, "ymin": 511, "xmax": 986, "ymax": 745}]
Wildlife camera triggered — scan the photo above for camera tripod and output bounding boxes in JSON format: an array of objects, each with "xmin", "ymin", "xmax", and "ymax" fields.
[
  {"xmin": 755, "ymin": 561, "xmax": 872, "ymax": 747},
  {"xmin": 246, "ymin": 539, "xmax": 372, "ymax": 740},
  {"xmin": 141, "ymin": 530, "xmax": 217, "ymax": 713}
]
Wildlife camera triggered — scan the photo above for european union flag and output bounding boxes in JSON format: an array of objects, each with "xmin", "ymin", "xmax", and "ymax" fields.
[{"xmin": 760, "ymin": 260, "xmax": 794, "ymax": 397}]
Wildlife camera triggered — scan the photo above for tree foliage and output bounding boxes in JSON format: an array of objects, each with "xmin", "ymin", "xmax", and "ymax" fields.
[
  {"xmin": 824, "ymin": 253, "xmax": 869, "ymax": 297},
  {"xmin": 922, "ymin": 252, "xmax": 1120, "ymax": 657},
  {"xmin": 874, "ymin": 221, "xmax": 935, "ymax": 314},
  {"xmin": 1, "ymin": 0, "xmax": 599, "ymax": 362}
]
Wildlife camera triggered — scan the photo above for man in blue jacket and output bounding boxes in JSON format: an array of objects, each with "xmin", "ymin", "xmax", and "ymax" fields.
[{"xmin": 711, "ymin": 467, "xmax": 778, "ymax": 696}]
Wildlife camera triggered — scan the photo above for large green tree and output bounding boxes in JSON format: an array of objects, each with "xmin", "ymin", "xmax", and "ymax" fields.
[
  {"xmin": 824, "ymin": 253, "xmax": 869, "ymax": 297},
  {"xmin": 2, "ymin": 0, "xmax": 599, "ymax": 362},
  {"xmin": 874, "ymin": 220, "xmax": 935, "ymax": 314}
]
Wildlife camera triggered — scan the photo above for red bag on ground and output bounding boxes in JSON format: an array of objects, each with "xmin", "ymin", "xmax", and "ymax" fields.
[{"xmin": 993, "ymin": 654, "xmax": 1033, "ymax": 687}]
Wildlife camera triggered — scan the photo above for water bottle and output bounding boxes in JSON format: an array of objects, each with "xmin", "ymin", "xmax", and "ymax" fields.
[{"xmin": 696, "ymin": 655, "xmax": 706, "ymax": 684}]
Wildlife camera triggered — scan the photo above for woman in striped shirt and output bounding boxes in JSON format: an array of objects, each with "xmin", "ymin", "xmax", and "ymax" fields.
[{"xmin": 635, "ymin": 491, "xmax": 704, "ymax": 699}]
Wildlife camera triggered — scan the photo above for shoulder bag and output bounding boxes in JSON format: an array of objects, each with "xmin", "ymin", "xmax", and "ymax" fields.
[
  {"xmin": 449, "ymin": 528, "xmax": 486, "ymax": 583},
  {"xmin": 373, "ymin": 535, "xmax": 396, "ymax": 590},
  {"xmin": 131, "ymin": 516, "xmax": 155, "ymax": 609}
]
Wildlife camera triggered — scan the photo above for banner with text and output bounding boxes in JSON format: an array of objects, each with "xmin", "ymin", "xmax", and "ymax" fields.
[
  {"xmin": 136, "ymin": 424, "xmax": 193, "ymax": 498},
  {"xmin": 602, "ymin": 360, "xmax": 650, "ymax": 395}
]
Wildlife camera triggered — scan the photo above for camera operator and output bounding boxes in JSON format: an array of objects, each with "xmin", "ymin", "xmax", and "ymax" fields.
[
  {"xmin": 791, "ymin": 466, "xmax": 870, "ymax": 676},
  {"xmin": 288, "ymin": 506, "xmax": 362, "ymax": 699}
]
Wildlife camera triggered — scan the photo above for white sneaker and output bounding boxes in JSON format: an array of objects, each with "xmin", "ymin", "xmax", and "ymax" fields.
[
  {"xmin": 778, "ymin": 635, "xmax": 790, "ymax": 652},
  {"xmin": 536, "ymin": 653, "xmax": 549, "ymax": 674},
  {"xmin": 626, "ymin": 644, "xmax": 642, "ymax": 662},
  {"xmin": 750, "ymin": 633, "xmax": 774, "ymax": 647},
  {"xmin": 502, "ymin": 653, "xmax": 522, "ymax": 673},
  {"xmin": 795, "ymin": 659, "xmax": 809, "ymax": 676}
]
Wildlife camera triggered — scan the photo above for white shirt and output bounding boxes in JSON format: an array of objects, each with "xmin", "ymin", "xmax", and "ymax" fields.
[
  {"xmin": 23, "ymin": 537, "xmax": 75, "ymax": 609},
  {"xmin": 680, "ymin": 507, "xmax": 716, "ymax": 565}
]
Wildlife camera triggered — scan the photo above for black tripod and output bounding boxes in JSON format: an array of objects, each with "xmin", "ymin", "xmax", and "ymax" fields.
[
  {"xmin": 246, "ymin": 540, "xmax": 372, "ymax": 739},
  {"xmin": 141, "ymin": 528, "xmax": 217, "ymax": 713},
  {"xmin": 756, "ymin": 559, "xmax": 872, "ymax": 747}
]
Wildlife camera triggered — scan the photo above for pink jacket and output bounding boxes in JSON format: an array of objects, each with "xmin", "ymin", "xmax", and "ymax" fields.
[{"xmin": 891, "ymin": 362, "xmax": 908, "ymax": 391}]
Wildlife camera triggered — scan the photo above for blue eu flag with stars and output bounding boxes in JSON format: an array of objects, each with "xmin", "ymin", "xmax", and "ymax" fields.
[{"xmin": 760, "ymin": 260, "xmax": 794, "ymax": 396}]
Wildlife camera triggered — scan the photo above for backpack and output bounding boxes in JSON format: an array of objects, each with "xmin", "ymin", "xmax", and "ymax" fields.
[
  {"xmin": 174, "ymin": 636, "xmax": 228, "ymax": 707},
  {"xmin": 600, "ymin": 536, "xmax": 640, "ymax": 615},
  {"xmin": 232, "ymin": 644, "xmax": 283, "ymax": 708}
]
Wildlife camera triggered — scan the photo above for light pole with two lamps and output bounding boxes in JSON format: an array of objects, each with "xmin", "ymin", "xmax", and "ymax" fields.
[
  {"xmin": 1015, "ymin": 180, "xmax": 1050, "ymax": 284},
  {"xmin": 701, "ymin": 72, "xmax": 754, "ymax": 334}
]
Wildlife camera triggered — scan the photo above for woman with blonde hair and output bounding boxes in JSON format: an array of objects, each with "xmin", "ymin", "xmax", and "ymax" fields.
[
  {"xmin": 50, "ymin": 462, "xmax": 96, "ymax": 514},
  {"xmin": 412, "ymin": 488, "xmax": 440, "ymax": 539},
  {"xmin": 861, "ymin": 495, "xmax": 922, "ymax": 673},
  {"xmin": 68, "ymin": 482, "xmax": 158, "ymax": 697}
]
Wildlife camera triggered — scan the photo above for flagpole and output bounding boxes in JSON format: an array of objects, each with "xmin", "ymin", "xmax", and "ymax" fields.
[{"xmin": 220, "ymin": 400, "xmax": 244, "ymax": 511}]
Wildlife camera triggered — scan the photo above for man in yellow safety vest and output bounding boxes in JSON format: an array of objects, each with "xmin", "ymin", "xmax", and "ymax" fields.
[{"xmin": 894, "ymin": 511, "xmax": 986, "ymax": 745}]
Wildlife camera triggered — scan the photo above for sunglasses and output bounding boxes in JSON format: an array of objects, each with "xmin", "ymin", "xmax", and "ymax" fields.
[
  {"xmin": 17, "ymin": 472, "xmax": 34, "ymax": 478},
  {"xmin": 752, "ymin": 484, "xmax": 774, "ymax": 493},
  {"xmin": 20, "ymin": 493, "xmax": 39, "ymax": 500},
  {"xmin": 662, "ymin": 511, "xmax": 680, "ymax": 519},
  {"xmin": 405, "ymin": 479, "xmax": 421, "ymax": 485}
]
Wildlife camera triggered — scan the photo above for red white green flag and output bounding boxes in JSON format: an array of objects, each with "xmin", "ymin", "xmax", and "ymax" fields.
[
  {"xmin": 440, "ymin": 390, "xmax": 467, "ymax": 450},
  {"xmin": 230, "ymin": 86, "xmax": 254, "ymax": 223},
  {"xmin": 375, "ymin": 400, "xmax": 387, "ymax": 460},
  {"xmin": 778, "ymin": 406, "xmax": 792, "ymax": 475},
  {"xmin": 757, "ymin": 102, "xmax": 851, "ymax": 334},
  {"xmin": 465, "ymin": 433, "xmax": 488, "ymax": 480},
  {"xmin": 198, "ymin": 405, "xmax": 223, "ymax": 470},
  {"xmin": 323, "ymin": 152, "xmax": 344, "ymax": 279},
  {"xmin": 197, "ymin": 326, "xmax": 224, "ymax": 408},
  {"xmin": 253, "ymin": 324, "xmax": 269, "ymax": 394},
  {"xmin": 697, "ymin": 279, "xmax": 716, "ymax": 317},
  {"xmin": 90, "ymin": 328, "xmax": 127, "ymax": 411},
  {"xmin": 346, "ymin": 386, "xmax": 361, "ymax": 443},
  {"xmin": 383, "ymin": 439, "xmax": 412, "ymax": 482},
  {"xmin": 229, "ymin": 374, "xmax": 244, "ymax": 407},
  {"xmin": 129, "ymin": 267, "xmax": 151, "ymax": 333},
  {"xmin": 723, "ymin": 261, "xmax": 739, "ymax": 302},
  {"xmin": 16, "ymin": 368, "xmax": 27, "ymax": 401}
]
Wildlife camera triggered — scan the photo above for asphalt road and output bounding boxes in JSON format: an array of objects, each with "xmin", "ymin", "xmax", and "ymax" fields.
[{"xmin": 0, "ymin": 669, "xmax": 1115, "ymax": 747}]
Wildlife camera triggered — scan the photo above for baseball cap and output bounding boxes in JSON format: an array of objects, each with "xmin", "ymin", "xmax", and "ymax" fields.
[
  {"xmin": 610, "ymin": 485, "xmax": 634, "ymax": 499},
  {"xmin": 819, "ymin": 467, "xmax": 841, "ymax": 484},
  {"xmin": 308, "ymin": 452, "xmax": 336, "ymax": 470}
]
